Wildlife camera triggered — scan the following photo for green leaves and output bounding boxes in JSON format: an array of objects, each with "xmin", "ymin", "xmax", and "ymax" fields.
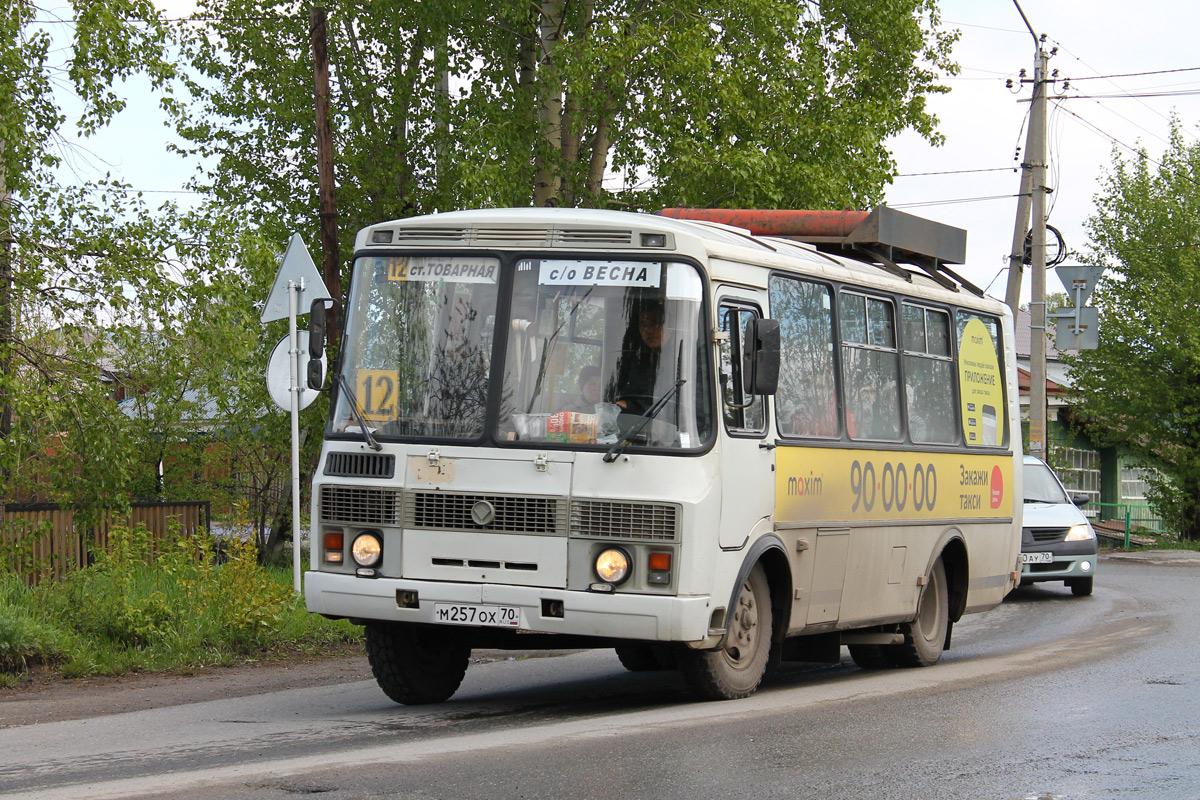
[{"xmin": 1069, "ymin": 119, "xmax": 1200, "ymax": 539}]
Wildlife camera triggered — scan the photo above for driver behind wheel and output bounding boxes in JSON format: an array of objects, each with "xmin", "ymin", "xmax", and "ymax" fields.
[{"xmin": 613, "ymin": 299, "xmax": 665, "ymax": 415}]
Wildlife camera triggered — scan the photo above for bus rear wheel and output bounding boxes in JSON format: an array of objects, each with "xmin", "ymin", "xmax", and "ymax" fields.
[
  {"xmin": 892, "ymin": 557, "xmax": 948, "ymax": 668},
  {"xmin": 680, "ymin": 564, "xmax": 772, "ymax": 700},
  {"xmin": 365, "ymin": 622, "xmax": 470, "ymax": 705}
]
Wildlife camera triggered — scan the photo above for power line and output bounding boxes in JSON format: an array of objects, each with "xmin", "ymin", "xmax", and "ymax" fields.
[
  {"xmin": 1067, "ymin": 66, "xmax": 1200, "ymax": 81},
  {"xmin": 895, "ymin": 167, "xmax": 1015, "ymax": 177},
  {"xmin": 889, "ymin": 193, "xmax": 1024, "ymax": 209}
]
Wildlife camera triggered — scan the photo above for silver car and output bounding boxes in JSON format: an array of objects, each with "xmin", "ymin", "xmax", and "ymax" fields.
[{"xmin": 1020, "ymin": 455, "xmax": 1098, "ymax": 596}]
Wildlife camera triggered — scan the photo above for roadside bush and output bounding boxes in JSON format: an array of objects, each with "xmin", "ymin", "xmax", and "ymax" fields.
[
  {"xmin": 0, "ymin": 574, "xmax": 71, "ymax": 680},
  {"xmin": 4, "ymin": 524, "xmax": 360, "ymax": 681}
]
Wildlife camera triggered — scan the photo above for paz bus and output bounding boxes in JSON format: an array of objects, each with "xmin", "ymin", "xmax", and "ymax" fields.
[{"xmin": 303, "ymin": 206, "xmax": 1023, "ymax": 703}]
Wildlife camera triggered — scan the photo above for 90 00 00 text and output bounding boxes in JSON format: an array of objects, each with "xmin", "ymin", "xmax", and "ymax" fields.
[{"xmin": 850, "ymin": 459, "xmax": 938, "ymax": 514}]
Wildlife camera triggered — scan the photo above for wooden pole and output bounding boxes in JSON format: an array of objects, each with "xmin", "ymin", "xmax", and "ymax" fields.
[{"xmin": 311, "ymin": 7, "xmax": 340, "ymax": 347}]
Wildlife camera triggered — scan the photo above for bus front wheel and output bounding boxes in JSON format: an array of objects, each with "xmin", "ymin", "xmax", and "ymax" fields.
[
  {"xmin": 365, "ymin": 622, "xmax": 470, "ymax": 705},
  {"xmin": 680, "ymin": 564, "xmax": 772, "ymax": 700},
  {"xmin": 893, "ymin": 557, "xmax": 949, "ymax": 668}
]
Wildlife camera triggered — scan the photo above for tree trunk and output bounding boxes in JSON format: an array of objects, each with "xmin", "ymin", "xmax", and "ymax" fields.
[{"xmin": 532, "ymin": 0, "xmax": 566, "ymax": 207}]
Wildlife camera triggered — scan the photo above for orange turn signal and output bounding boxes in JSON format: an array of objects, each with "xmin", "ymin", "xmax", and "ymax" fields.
[
  {"xmin": 648, "ymin": 552, "xmax": 671, "ymax": 571},
  {"xmin": 324, "ymin": 532, "xmax": 345, "ymax": 562}
]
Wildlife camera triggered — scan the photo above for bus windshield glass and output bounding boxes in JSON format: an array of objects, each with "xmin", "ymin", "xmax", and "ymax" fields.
[
  {"xmin": 499, "ymin": 259, "xmax": 712, "ymax": 451},
  {"xmin": 333, "ymin": 255, "xmax": 501, "ymax": 440}
]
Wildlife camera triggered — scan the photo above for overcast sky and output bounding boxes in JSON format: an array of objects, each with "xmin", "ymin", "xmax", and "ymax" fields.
[
  {"xmin": 51, "ymin": 1, "xmax": 1200, "ymax": 304},
  {"xmin": 885, "ymin": 0, "xmax": 1200, "ymax": 301}
]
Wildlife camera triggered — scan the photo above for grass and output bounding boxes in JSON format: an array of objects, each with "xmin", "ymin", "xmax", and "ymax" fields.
[{"xmin": 0, "ymin": 525, "xmax": 361, "ymax": 688}]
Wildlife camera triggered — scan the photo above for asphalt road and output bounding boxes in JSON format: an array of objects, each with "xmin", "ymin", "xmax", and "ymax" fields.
[{"xmin": 1, "ymin": 555, "xmax": 1196, "ymax": 800}]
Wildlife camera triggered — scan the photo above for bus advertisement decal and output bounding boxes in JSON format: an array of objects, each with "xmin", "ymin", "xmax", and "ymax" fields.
[{"xmin": 775, "ymin": 448, "xmax": 1012, "ymax": 523}]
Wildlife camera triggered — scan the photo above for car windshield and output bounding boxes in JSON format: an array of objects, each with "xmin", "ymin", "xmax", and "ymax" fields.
[
  {"xmin": 497, "ymin": 258, "xmax": 713, "ymax": 451},
  {"xmin": 1023, "ymin": 461, "xmax": 1070, "ymax": 504},
  {"xmin": 333, "ymin": 254, "xmax": 500, "ymax": 440}
]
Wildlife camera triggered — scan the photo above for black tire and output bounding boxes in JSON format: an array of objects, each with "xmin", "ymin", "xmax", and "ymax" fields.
[
  {"xmin": 364, "ymin": 622, "xmax": 470, "ymax": 705},
  {"xmin": 679, "ymin": 564, "xmax": 772, "ymax": 700},
  {"xmin": 848, "ymin": 643, "xmax": 895, "ymax": 670},
  {"xmin": 1069, "ymin": 576, "xmax": 1094, "ymax": 597},
  {"xmin": 892, "ymin": 558, "xmax": 949, "ymax": 668}
]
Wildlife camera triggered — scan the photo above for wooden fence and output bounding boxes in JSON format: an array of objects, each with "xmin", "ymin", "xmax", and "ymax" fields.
[{"xmin": 1, "ymin": 501, "xmax": 211, "ymax": 582}]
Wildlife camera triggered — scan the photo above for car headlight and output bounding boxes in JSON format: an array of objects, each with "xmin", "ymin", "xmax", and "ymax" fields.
[
  {"xmin": 1065, "ymin": 523, "xmax": 1095, "ymax": 542},
  {"xmin": 351, "ymin": 532, "xmax": 383, "ymax": 567},
  {"xmin": 594, "ymin": 547, "xmax": 631, "ymax": 585}
]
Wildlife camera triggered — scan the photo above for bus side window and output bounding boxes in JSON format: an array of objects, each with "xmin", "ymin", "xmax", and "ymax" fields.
[
  {"xmin": 840, "ymin": 292, "xmax": 902, "ymax": 441},
  {"xmin": 902, "ymin": 304, "xmax": 958, "ymax": 444},
  {"xmin": 769, "ymin": 276, "xmax": 838, "ymax": 438},
  {"xmin": 718, "ymin": 304, "xmax": 766, "ymax": 434}
]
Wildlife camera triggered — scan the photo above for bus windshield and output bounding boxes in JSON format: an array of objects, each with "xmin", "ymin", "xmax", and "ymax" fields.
[
  {"xmin": 333, "ymin": 254, "xmax": 501, "ymax": 440},
  {"xmin": 332, "ymin": 254, "xmax": 713, "ymax": 452},
  {"xmin": 500, "ymin": 258, "xmax": 712, "ymax": 451}
]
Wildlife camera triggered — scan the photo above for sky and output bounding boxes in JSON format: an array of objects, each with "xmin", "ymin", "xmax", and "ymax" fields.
[
  {"xmin": 51, "ymin": 0, "xmax": 1200, "ymax": 305},
  {"xmin": 884, "ymin": 0, "xmax": 1200, "ymax": 301}
]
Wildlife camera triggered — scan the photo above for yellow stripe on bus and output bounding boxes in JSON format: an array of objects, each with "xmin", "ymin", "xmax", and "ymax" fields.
[{"xmin": 776, "ymin": 447, "xmax": 1014, "ymax": 523}]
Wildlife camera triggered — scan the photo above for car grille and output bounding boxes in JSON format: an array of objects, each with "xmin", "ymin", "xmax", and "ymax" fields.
[
  {"xmin": 570, "ymin": 500, "xmax": 679, "ymax": 541},
  {"xmin": 1025, "ymin": 527, "xmax": 1068, "ymax": 543}
]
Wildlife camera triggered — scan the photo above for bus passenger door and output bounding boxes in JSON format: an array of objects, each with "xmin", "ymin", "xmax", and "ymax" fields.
[{"xmin": 717, "ymin": 296, "xmax": 775, "ymax": 549}]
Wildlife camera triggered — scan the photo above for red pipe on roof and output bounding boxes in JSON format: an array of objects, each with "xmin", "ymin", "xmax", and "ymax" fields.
[{"xmin": 658, "ymin": 208, "xmax": 870, "ymax": 238}]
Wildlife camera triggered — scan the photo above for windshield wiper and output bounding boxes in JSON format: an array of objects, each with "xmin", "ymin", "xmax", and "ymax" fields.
[
  {"xmin": 335, "ymin": 371, "xmax": 382, "ymax": 451},
  {"xmin": 603, "ymin": 377, "xmax": 686, "ymax": 463}
]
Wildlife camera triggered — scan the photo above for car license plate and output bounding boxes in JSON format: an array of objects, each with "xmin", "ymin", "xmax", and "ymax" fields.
[
  {"xmin": 433, "ymin": 603, "xmax": 521, "ymax": 628},
  {"xmin": 1021, "ymin": 552, "xmax": 1053, "ymax": 564}
]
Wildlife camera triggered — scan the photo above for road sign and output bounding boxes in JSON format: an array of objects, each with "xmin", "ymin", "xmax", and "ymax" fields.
[
  {"xmin": 261, "ymin": 234, "xmax": 333, "ymax": 323},
  {"xmin": 1055, "ymin": 265, "xmax": 1105, "ymax": 305},
  {"xmin": 265, "ymin": 332, "xmax": 325, "ymax": 411},
  {"xmin": 1051, "ymin": 306, "xmax": 1099, "ymax": 350}
]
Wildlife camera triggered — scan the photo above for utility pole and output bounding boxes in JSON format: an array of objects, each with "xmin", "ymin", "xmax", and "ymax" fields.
[
  {"xmin": 1006, "ymin": 2, "xmax": 1052, "ymax": 460},
  {"xmin": 311, "ymin": 7, "xmax": 340, "ymax": 347}
]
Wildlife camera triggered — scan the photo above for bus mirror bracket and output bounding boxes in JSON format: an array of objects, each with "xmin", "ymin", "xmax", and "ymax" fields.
[
  {"xmin": 744, "ymin": 318, "xmax": 780, "ymax": 396},
  {"xmin": 307, "ymin": 298, "xmax": 338, "ymax": 390}
]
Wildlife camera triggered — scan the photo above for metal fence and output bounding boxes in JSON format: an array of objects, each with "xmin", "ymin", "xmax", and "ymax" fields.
[
  {"xmin": 1084, "ymin": 502, "xmax": 1170, "ymax": 548},
  {"xmin": 1, "ymin": 501, "xmax": 211, "ymax": 582}
]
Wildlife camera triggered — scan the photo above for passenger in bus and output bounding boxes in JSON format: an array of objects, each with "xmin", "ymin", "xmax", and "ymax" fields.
[
  {"xmin": 613, "ymin": 301, "xmax": 665, "ymax": 415},
  {"xmin": 563, "ymin": 365, "xmax": 603, "ymax": 413}
]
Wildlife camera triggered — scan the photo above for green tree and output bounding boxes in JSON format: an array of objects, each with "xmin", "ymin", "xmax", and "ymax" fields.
[
  {"xmin": 1066, "ymin": 122, "xmax": 1200, "ymax": 540},
  {"xmin": 174, "ymin": 0, "xmax": 958, "ymax": 264}
]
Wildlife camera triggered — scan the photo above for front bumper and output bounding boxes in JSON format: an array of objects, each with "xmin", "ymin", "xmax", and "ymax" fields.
[
  {"xmin": 1020, "ymin": 548, "xmax": 1098, "ymax": 583},
  {"xmin": 304, "ymin": 570, "xmax": 714, "ymax": 642}
]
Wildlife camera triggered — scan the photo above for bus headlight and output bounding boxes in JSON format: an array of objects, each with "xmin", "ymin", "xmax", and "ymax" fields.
[
  {"xmin": 1065, "ymin": 524, "xmax": 1095, "ymax": 541},
  {"xmin": 351, "ymin": 532, "xmax": 383, "ymax": 567},
  {"xmin": 594, "ymin": 548, "xmax": 631, "ymax": 585}
]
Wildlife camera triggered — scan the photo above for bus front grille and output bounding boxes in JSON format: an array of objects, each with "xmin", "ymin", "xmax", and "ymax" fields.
[
  {"xmin": 570, "ymin": 500, "xmax": 679, "ymax": 541},
  {"xmin": 324, "ymin": 451, "xmax": 396, "ymax": 479},
  {"xmin": 320, "ymin": 485, "xmax": 402, "ymax": 526},
  {"xmin": 406, "ymin": 492, "xmax": 566, "ymax": 536}
]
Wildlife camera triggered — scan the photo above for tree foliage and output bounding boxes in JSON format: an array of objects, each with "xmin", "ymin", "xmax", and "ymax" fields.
[
  {"xmin": 173, "ymin": 0, "xmax": 958, "ymax": 264},
  {"xmin": 1066, "ymin": 121, "xmax": 1200, "ymax": 540},
  {"xmin": 0, "ymin": 3, "xmax": 308, "ymax": 553}
]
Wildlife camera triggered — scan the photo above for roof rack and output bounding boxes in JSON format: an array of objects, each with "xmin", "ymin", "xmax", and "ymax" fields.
[{"xmin": 657, "ymin": 206, "xmax": 982, "ymax": 296}]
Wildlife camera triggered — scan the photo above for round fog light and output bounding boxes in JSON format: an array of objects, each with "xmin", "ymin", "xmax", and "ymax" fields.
[
  {"xmin": 351, "ymin": 532, "xmax": 382, "ymax": 567},
  {"xmin": 1080, "ymin": 560, "xmax": 1092, "ymax": 572},
  {"xmin": 595, "ymin": 548, "xmax": 631, "ymax": 585}
]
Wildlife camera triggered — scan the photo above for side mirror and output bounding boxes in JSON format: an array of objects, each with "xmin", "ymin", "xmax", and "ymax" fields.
[
  {"xmin": 1071, "ymin": 493, "xmax": 1091, "ymax": 507},
  {"xmin": 743, "ymin": 318, "xmax": 780, "ymax": 396},
  {"xmin": 307, "ymin": 298, "xmax": 337, "ymax": 390}
]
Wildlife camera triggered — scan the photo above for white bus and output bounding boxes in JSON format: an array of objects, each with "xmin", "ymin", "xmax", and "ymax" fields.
[{"xmin": 304, "ymin": 206, "xmax": 1023, "ymax": 703}]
